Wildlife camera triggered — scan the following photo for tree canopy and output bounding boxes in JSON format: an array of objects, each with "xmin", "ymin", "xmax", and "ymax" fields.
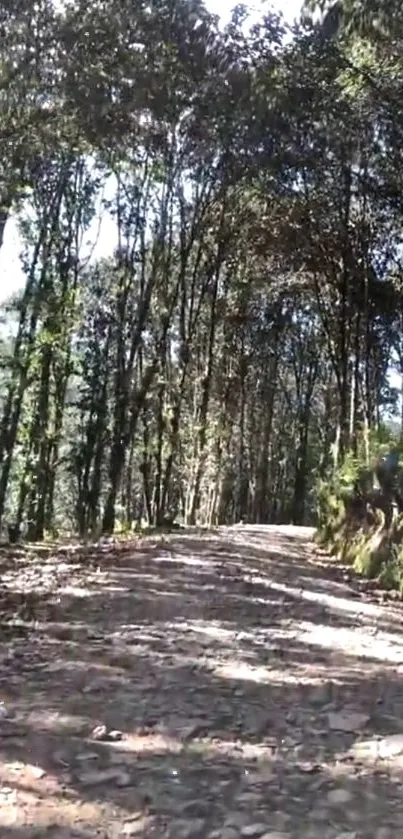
[{"xmin": 1, "ymin": 0, "xmax": 402, "ymax": 541}]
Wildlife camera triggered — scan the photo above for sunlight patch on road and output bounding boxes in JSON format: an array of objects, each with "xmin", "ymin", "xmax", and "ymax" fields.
[
  {"xmin": 186, "ymin": 622, "xmax": 236, "ymax": 641},
  {"xmin": 229, "ymin": 539, "xmax": 308, "ymax": 562},
  {"xmin": 110, "ymin": 732, "xmax": 276, "ymax": 764},
  {"xmin": 227, "ymin": 524, "xmax": 315, "ymax": 539},
  {"xmin": 215, "ymin": 661, "xmax": 273, "ymax": 683},
  {"xmin": 23, "ymin": 709, "xmax": 89, "ymax": 734},
  {"xmin": 111, "ymin": 732, "xmax": 184, "ymax": 754},
  {"xmin": 58, "ymin": 583, "xmax": 128, "ymax": 597},
  {"xmin": 212, "ymin": 651, "xmax": 376, "ymax": 685},
  {"xmin": 214, "ymin": 660, "xmax": 304, "ymax": 684},
  {"xmin": 295, "ymin": 619, "xmax": 403, "ymax": 664},
  {"xmin": 151, "ymin": 552, "xmax": 212, "ymax": 568},
  {"xmin": 247, "ymin": 574, "xmax": 389, "ymax": 619},
  {"xmin": 169, "ymin": 619, "xmax": 295, "ymax": 648},
  {"xmin": 0, "ymin": 777, "xmax": 136, "ymax": 830}
]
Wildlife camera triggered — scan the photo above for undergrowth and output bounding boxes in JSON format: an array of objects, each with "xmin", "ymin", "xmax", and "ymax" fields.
[{"xmin": 316, "ymin": 429, "xmax": 403, "ymax": 591}]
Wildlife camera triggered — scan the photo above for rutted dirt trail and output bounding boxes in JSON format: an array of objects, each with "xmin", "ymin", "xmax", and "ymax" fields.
[{"xmin": 1, "ymin": 525, "xmax": 403, "ymax": 838}]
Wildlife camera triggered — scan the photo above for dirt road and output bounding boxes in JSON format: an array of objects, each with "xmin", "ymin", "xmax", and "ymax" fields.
[{"xmin": 1, "ymin": 524, "xmax": 403, "ymax": 838}]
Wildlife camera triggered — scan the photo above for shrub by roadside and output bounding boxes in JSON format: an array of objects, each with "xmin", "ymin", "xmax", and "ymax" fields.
[{"xmin": 316, "ymin": 437, "xmax": 403, "ymax": 592}]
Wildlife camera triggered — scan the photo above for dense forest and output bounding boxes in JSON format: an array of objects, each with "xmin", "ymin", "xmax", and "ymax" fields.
[{"xmin": 1, "ymin": 0, "xmax": 402, "ymax": 544}]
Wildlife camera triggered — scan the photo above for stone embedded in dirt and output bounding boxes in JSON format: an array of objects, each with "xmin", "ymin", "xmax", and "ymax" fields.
[
  {"xmin": 327, "ymin": 711, "xmax": 370, "ymax": 732},
  {"xmin": 327, "ymin": 788, "xmax": 354, "ymax": 805},
  {"xmin": 349, "ymin": 738, "xmax": 380, "ymax": 760},
  {"xmin": 0, "ymin": 786, "xmax": 16, "ymax": 802},
  {"xmin": 377, "ymin": 734, "xmax": 403, "ymax": 758},
  {"xmin": 76, "ymin": 765, "xmax": 132, "ymax": 787},
  {"xmin": 241, "ymin": 825, "xmax": 270, "ymax": 837},
  {"xmin": 351, "ymin": 733, "xmax": 403, "ymax": 761},
  {"xmin": 91, "ymin": 724, "xmax": 108, "ymax": 740},
  {"xmin": 91, "ymin": 724, "xmax": 123, "ymax": 742},
  {"xmin": 109, "ymin": 729, "xmax": 124, "ymax": 741},
  {"xmin": 30, "ymin": 764, "xmax": 46, "ymax": 779},
  {"xmin": 122, "ymin": 817, "xmax": 149, "ymax": 835}
]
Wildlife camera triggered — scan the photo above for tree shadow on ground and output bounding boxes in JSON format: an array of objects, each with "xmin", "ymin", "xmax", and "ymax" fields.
[{"xmin": 0, "ymin": 526, "xmax": 403, "ymax": 837}]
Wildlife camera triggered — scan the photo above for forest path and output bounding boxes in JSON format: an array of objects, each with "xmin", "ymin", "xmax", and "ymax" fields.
[{"xmin": 1, "ymin": 525, "xmax": 403, "ymax": 838}]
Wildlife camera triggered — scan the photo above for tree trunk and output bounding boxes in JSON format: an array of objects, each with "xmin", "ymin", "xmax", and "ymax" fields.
[{"xmin": 0, "ymin": 208, "xmax": 9, "ymax": 251}]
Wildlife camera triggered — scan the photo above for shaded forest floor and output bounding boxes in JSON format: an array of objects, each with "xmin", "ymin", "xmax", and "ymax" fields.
[{"xmin": 1, "ymin": 526, "xmax": 403, "ymax": 837}]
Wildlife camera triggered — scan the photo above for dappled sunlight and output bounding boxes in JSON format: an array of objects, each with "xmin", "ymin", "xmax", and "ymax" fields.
[
  {"xmin": 228, "ymin": 526, "xmax": 314, "ymax": 550},
  {"xmin": 23, "ymin": 710, "xmax": 89, "ymax": 734},
  {"xmin": 247, "ymin": 572, "xmax": 397, "ymax": 619},
  {"xmin": 295, "ymin": 619, "xmax": 403, "ymax": 665},
  {"xmin": 296, "ymin": 573, "xmax": 353, "ymax": 594},
  {"xmin": 167, "ymin": 619, "xmax": 236, "ymax": 642},
  {"xmin": 2, "ymin": 527, "xmax": 403, "ymax": 835},
  {"xmin": 243, "ymin": 542, "xmax": 309, "ymax": 561},
  {"xmin": 0, "ymin": 768, "xmax": 146, "ymax": 831},
  {"xmin": 105, "ymin": 569, "xmax": 185, "ymax": 585},
  {"xmin": 214, "ymin": 660, "xmax": 284, "ymax": 684},
  {"xmin": 211, "ymin": 652, "xmax": 369, "ymax": 685},
  {"xmin": 57, "ymin": 583, "xmax": 109, "ymax": 597},
  {"xmin": 108, "ymin": 732, "xmax": 184, "ymax": 755},
  {"xmin": 0, "ymin": 759, "xmax": 66, "ymax": 799},
  {"xmin": 150, "ymin": 551, "xmax": 213, "ymax": 569},
  {"xmin": 169, "ymin": 619, "xmax": 298, "ymax": 654},
  {"xmin": 34, "ymin": 620, "xmax": 105, "ymax": 641}
]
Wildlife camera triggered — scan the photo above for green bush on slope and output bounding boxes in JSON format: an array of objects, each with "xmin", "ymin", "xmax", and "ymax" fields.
[{"xmin": 316, "ymin": 434, "xmax": 403, "ymax": 590}]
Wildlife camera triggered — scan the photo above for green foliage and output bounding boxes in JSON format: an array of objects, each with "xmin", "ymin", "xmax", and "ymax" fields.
[
  {"xmin": 1, "ymin": 0, "xmax": 403, "ymax": 544},
  {"xmin": 317, "ymin": 427, "xmax": 403, "ymax": 589}
]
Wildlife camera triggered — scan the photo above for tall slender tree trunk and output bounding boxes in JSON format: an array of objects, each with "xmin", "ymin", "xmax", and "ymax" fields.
[
  {"xmin": 291, "ymin": 413, "xmax": 309, "ymax": 525},
  {"xmin": 187, "ymin": 280, "xmax": 219, "ymax": 525},
  {"xmin": 0, "ymin": 208, "xmax": 9, "ymax": 251}
]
